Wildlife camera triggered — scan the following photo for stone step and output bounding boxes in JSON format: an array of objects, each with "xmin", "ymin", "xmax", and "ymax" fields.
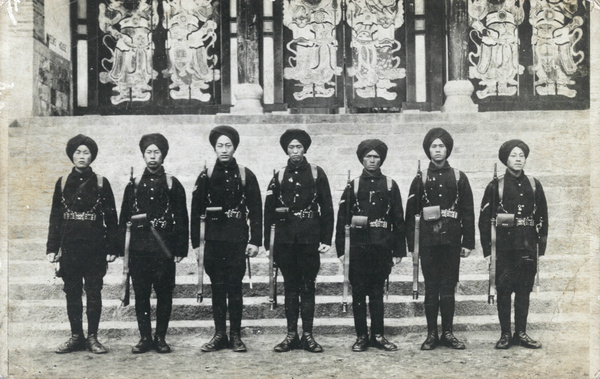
[
  {"xmin": 8, "ymin": 253, "xmax": 590, "ymax": 276},
  {"xmin": 8, "ymin": 292, "xmax": 583, "ymax": 324},
  {"xmin": 8, "ymin": 272, "xmax": 588, "ymax": 301}
]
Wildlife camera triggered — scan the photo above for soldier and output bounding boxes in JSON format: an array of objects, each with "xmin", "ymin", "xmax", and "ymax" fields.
[
  {"xmin": 406, "ymin": 128, "xmax": 475, "ymax": 350},
  {"xmin": 190, "ymin": 125, "xmax": 262, "ymax": 352},
  {"xmin": 119, "ymin": 133, "xmax": 189, "ymax": 354},
  {"xmin": 46, "ymin": 134, "xmax": 119, "ymax": 354},
  {"xmin": 264, "ymin": 129, "xmax": 334, "ymax": 353},
  {"xmin": 335, "ymin": 139, "xmax": 406, "ymax": 352},
  {"xmin": 479, "ymin": 140, "xmax": 548, "ymax": 349}
]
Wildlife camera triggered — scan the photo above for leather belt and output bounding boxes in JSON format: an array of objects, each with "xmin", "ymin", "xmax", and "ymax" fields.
[
  {"xmin": 63, "ymin": 212, "xmax": 96, "ymax": 221},
  {"xmin": 441, "ymin": 209, "xmax": 458, "ymax": 219},
  {"xmin": 291, "ymin": 210, "xmax": 316, "ymax": 219},
  {"xmin": 369, "ymin": 220, "xmax": 388, "ymax": 228},
  {"xmin": 515, "ymin": 217, "xmax": 535, "ymax": 227}
]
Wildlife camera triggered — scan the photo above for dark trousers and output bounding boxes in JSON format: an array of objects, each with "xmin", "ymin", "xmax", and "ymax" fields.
[
  {"xmin": 420, "ymin": 245, "xmax": 460, "ymax": 333},
  {"xmin": 130, "ymin": 255, "xmax": 176, "ymax": 339},
  {"xmin": 204, "ymin": 241, "xmax": 247, "ymax": 335},
  {"xmin": 496, "ymin": 249, "xmax": 537, "ymax": 334},
  {"xmin": 349, "ymin": 245, "xmax": 392, "ymax": 337},
  {"xmin": 274, "ymin": 243, "xmax": 320, "ymax": 334},
  {"xmin": 61, "ymin": 243, "xmax": 107, "ymax": 336}
]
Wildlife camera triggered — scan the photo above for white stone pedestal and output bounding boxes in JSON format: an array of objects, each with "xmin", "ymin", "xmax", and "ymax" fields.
[
  {"xmin": 231, "ymin": 83, "xmax": 264, "ymax": 114},
  {"xmin": 441, "ymin": 80, "xmax": 478, "ymax": 113}
]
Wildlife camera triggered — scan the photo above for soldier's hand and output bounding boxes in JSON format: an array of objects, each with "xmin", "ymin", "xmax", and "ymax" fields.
[
  {"xmin": 318, "ymin": 243, "xmax": 330, "ymax": 254},
  {"xmin": 47, "ymin": 253, "xmax": 57, "ymax": 263},
  {"xmin": 246, "ymin": 244, "xmax": 259, "ymax": 257},
  {"xmin": 460, "ymin": 248, "xmax": 471, "ymax": 258},
  {"xmin": 106, "ymin": 255, "xmax": 117, "ymax": 263},
  {"xmin": 393, "ymin": 257, "xmax": 402, "ymax": 266},
  {"xmin": 174, "ymin": 256, "xmax": 184, "ymax": 263}
]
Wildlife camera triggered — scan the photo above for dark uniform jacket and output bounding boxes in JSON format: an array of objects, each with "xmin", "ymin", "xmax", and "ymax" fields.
[
  {"xmin": 335, "ymin": 169, "xmax": 406, "ymax": 257},
  {"xmin": 478, "ymin": 169, "xmax": 548, "ymax": 257},
  {"xmin": 264, "ymin": 157, "xmax": 334, "ymax": 246},
  {"xmin": 119, "ymin": 166, "xmax": 189, "ymax": 257},
  {"xmin": 406, "ymin": 161, "xmax": 475, "ymax": 251},
  {"xmin": 47, "ymin": 167, "xmax": 119, "ymax": 255},
  {"xmin": 190, "ymin": 159, "xmax": 262, "ymax": 248}
]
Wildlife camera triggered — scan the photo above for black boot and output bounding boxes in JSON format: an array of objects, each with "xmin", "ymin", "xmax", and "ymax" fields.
[
  {"xmin": 230, "ymin": 332, "xmax": 247, "ymax": 353},
  {"xmin": 370, "ymin": 334, "xmax": 397, "ymax": 351},
  {"xmin": 495, "ymin": 332, "xmax": 512, "ymax": 349},
  {"xmin": 352, "ymin": 334, "xmax": 369, "ymax": 352},
  {"xmin": 512, "ymin": 331, "xmax": 542, "ymax": 349},
  {"xmin": 420, "ymin": 330, "xmax": 439, "ymax": 351},
  {"xmin": 274, "ymin": 294, "xmax": 301, "ymax": 353},
  {"xmin": 202, "ymin": 284, "xmax": 229, "ymax": 352},
  {"xmin": 274, "ymin": 332, "xmax": 301, "ymax": 352},
  {"xmin": 201, "ymin": 332, "xmax": 229, "ymax": 352},
  {"xmin": 154, "ymin": 335, "xmax": 171, "ymax": 354},
  {"xmin": 55, "ymin": 334, "xmax": 86, "ymax": 354},
  {"xmin": 85, "ymin": 334, "xmax": 107, "ymax": 354},
  {"xmin": 300, "ymin": 332, "xmax": 323, "ymax": 353},
  {"xmin": 440, "ymin": 331, "xmax": 466, "ymax": 350},
  {"xmin": 132, "ymin": 336, "xmax": 153, "ymax": 354}
]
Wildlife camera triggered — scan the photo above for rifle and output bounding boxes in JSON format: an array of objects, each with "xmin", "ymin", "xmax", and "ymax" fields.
[
  {"xmin": 385, "ymin": 276, "xmax": 390, "ymax": 301},
  {"xmin": 120, "ymin": 221, "xmax": 132, "ymax": 307},
  {"xmin": 342, "ymin": 170, "xmax": 351, "ymax": 313},
  {"xmin": 268, "ymin": 223, "xmax": 278, "ymax": 310},
  {"xmin": 412, "ymin": 160, "xmax": 421, "ymax": 300},
  {"xmin": 197, "ymin": 214, "xmax": 206, "ymax": 303},
  {"xmin": 120, "ymin": 167, "xmax": 135, "ymax": 307},
  {"xmin": 535, "ymin": 218, "xmax": 542, "ymax": 294},
  {"xmin": 488, "ymin": 163, "xmax": 498, "ymax": 304},
  {"xmin": 247, "ymin": 255, "xmax": 253, "ymax": 290}
]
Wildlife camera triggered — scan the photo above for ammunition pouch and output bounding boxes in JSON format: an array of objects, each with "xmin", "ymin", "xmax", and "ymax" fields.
[
  {"xmin": 351, "ymin": 215, "xmax": 369, "ymax": 229},
  {"xmin": 63, "ymin": 211, "xmax": 97, "ymax": 221},
  {"xmin": 440, "ymin": 209, "xmax": 458, "ymax": 219},
  {"xmin": 205, "ymin": 206, "xmax": 224, "ymax": 222},
  {"xmin": 130, "ymin": 213, "xmax": 149, "ymax": 229},
  {"xmin": 496, "ymin": 213, "xmax": 515, "ymax": 227},
  {"xmin": 422, "ymin": 206, "xmax": 441, "ymax": 221},
  {"xmin": 275, "ymin": 207, "xmax": 289, "ymax": 222},
  {"xmin": 515, "ymin": 217, "xmax": 535, "ymax": 227},
  {"xmin": 368, "ymin": 219, "xmax": 388, "ymax": 229},
  {"xmin": 291, "ymin": 210, "xmax": 316, "ymax": 219}
]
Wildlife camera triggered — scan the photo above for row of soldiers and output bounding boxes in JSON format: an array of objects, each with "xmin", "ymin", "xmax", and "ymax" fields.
[{"xmin": 46, "ymin": 126, "xmax": 548, "ymax": 355}]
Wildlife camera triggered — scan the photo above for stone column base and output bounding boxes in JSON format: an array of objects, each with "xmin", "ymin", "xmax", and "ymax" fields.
[
  {"xmin": 231, "ymin": 83, "xmax": 264, "ymax": 114},
  {"xmin": 441, "ymin": 80, "xmax": 478, "ymax": 113}
]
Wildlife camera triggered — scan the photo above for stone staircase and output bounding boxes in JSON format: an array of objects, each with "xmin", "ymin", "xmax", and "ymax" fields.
[{"xmin": 7, "ymin": 111, "xmax": 591, "ymax": 339}]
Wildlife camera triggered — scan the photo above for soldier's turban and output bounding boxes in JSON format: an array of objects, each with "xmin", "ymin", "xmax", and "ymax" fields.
[
  {"xmin": 280, "ymin": 129, "xmax": 312, "ymax": 152},
  {"xmin": 423, "ymin": 127, "xmax": 454, "ymax": 159},
  {"xmin": 66, "ymin": 134, "xmax": 98, "ymax": 163},
  {"xmin": 209, "ymin": 125, "xmax": 240, "ymax": 149},
  {"xmin": 356, "ymin": 139, "xmax": 388, "ymax": 165},
  {"xmin": 139, "ymin": 133, "xmax": 169, "ymax": 159},
  {"xmin": 498, "ymin": 139, "xmax": 529, "ymax": 165}
]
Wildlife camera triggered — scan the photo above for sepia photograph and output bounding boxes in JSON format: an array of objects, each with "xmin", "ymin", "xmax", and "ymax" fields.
[{"xmin": 0, "ymin": 0, "xmax": 598, "ymax": 377}]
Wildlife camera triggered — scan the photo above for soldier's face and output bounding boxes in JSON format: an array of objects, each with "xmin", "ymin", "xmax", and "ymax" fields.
[
  {"xmin": 506, "ymin": 147, "xmax": 526, "ymax": 173},
  {"xmin": 287, "ymin": 139, "xmax": 305, "ymax": 163},
  {"xmin": 214, "ymin": 135, "xmax": 235, "ymax": 163},
  {"xmin": 72, "ymin": 145, "xmax": 92, "ymax": 170},
  {"xmin": 143, "ymin": 144, "xmax": 163, "ymax": 170},
  {"xmin": 362, "ymin": 150, "xmax": 381, "ymax": 172},
  {"xmin": 429, "ymin": 138, "xmax": 447, "ymax": 163}
]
